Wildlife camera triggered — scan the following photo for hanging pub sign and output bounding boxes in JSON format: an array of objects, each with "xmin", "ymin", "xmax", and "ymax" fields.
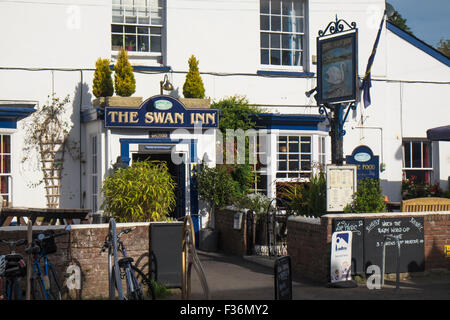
[
  {"xmin": 317, "ymin": 29, "xmax": 358, "ymax": 105},
  {"xmin": 105, "ymin": 95, "xmax": 219, "ymax": 129},
  {"xmin": 346, "ymin": 145, "xmax": 380, "ymax": 181}
]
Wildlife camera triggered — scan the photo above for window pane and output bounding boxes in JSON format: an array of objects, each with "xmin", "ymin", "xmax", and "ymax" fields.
[
  {"xmin": 260, "ymin": 0, "xmax": 269, "ymax": 14},
  {"xmin": 423, "ymin": 143, "xmax": 432, "ymax": 168},
  {"xmin": 151, "ymin": 27, "xmax": 162, "ymax": 35},
  {"xmin": 1, "ymin": 176, "xmax": 8, "ymax": 194},
  {"xmin": 150, "ymin": 35, "xmax": 161, "ymax": 52},
  {"xmin": 261, "ymin": 49, "xmax": 269, "ymax": 64},
  {"xmin": 282, "ymin": 0, "xmax": 293, "ymax": 15},
  {"xmin": 288, "ymin": 140, "xmax": 299, "ymax": 152},
  {"xmin": 412, "ymin": 142, "xmax": 421, "ymax": 168},
  {"xmin": 260, "ymin": 15, "xmax": 270, "ymax": 30},
  {"xmin": 151, "ymin": 9, "xmax": 162, "ymax": 24},
  {"xmin": 138, "ymin": 35, "xmax": 149, "ymax": 52},
  {"xmin": 112, "ymin": 15, "xmax": 124, "ymax": 23},
  {"xmin": 294, "ymin": 51, "xmax": 302, "ymax": 66},
  {"xmin": 278, "ymin": 142, "xmax": 287, "ymax": 153},
  {"xmin": 282, "ymin": 16, "xmax": 294, "ymax": 32},
  {"xmin": 112, "ymin": 34, "xmax": 123, "ymax": 51},
  {"xmin": 289, "ymin": 161, "xmax": 299, "ymax": 171},
  {"xmin": 293, "ymin": 34, "xmax": 302, "ymax": 50},
  {"xmin": 271, "ymin": 0, "xmax": 281, "ymax": 14},
  {"xmin": 282, "ymin": 50, "xmax": 293, "ymax": 65},
  {"xmin": 2, "ymin": 155, "xmax": 10, "ymax": 173},
  {"xmin": 2, "ymin": 136, "xmax": 10, "ymax": 154},
  {"xmin": 125, "ymin": 25, "xmax": 136, "ymax": 33},
  {"xmin": 282, "ymin": 34, "xmax": 291, "ymax": 49},
  {"xmin": 137, "ymin": 27, "xmax": 149, "ymax": 34},
  {"xmin": 271, "ymin": 15, "xmax": 281, "ymax": 31},
  {"xmin": 112, "ymin": 24, "xmax": 123, "ymax": 33},
  {"xmin": 270, "ymin": 49, "xmax": 281, "ymax": 65},
  {"xmin": 270, "ymin": 33, "xmax": 280, "ymax": 48},
  {"xmin": 278, "ymin": 160, "xmax": 287, "ymax": 171},
  {"xmin": 261, "ymin": 33, "xmax": 269, "ymax": 48},
  {"xmin": 301, "ymin": 142, "xmax": 310, "ymax": 153},
  {"xmin": 294, "ymin": 17, "xmax": 304, "ymax": 33},
  {"xmin": 293, "ymin": 0, "xmax": 304, "ymax": 15},
  {"xmin": 125, "ymin": 16, "xmax": 137, "ymax": 23},
  {"xmin": 403, "ymin": 142, "xmax": 411, "ymax": 167},
  {"xmin": 125, "ymin": 35, "xmax": 136, "ymax": 51}
]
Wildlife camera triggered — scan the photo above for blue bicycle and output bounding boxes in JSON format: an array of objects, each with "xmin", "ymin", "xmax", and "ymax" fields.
[{"xmin": 27, "ymin": 226, "xmax": 70, "ymax": 300}]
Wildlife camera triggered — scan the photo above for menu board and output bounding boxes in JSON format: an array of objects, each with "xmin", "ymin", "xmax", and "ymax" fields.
[
  {"xmin": 364, "ymin": 217, "xmax": 425, "ymax": 273},
  {"xmin": 326, "ymin": 165, "xmax": 357, "ymax": 212},
  {"xmin": 274, "ymin": 256, "xmax": 292, "ymax": 300}
]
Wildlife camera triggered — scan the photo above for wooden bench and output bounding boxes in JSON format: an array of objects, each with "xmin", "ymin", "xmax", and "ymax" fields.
[
  {"xmin": 401, "ymin": 197, "xmax": 450, "ymax": 212},
  {"xmin": 0, "ymin": 207, "xmax": 90, "ymax": 226}
]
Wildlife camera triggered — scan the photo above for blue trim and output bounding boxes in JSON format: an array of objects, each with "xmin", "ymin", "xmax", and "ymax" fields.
[
  {"xmin": 109, "ymin": 65, "xmax": 172, "ymax": 72},
  {"xmin": 120, "ymin": 142, "xmax": 130, "ymax": 165},
  {"xmin": 120, "ymin": 138, "xmax": 181, "ymax": 144},
  {"xmin": 387, "ymin": 21, "xmax": 450, "ymax": 67},
  {"xmin": 257, "ymin": 70, "xmax": 315, "ymax": 77},
  {"xmin": 253, "ymin": 113, "xmax": 328, "ymax": 131},
  {"xmin": 0, "ymin": 121, "xmax": 17, "ymax": 129}
]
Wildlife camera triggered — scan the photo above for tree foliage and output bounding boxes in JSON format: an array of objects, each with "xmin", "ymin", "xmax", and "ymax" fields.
[
  {"xmin": 182, "ymin": 55, "xmax": 205, "ymax": 99},
  {"xmin": 93, "ymin": 58, "xmax": 114, "ymax": 98},
  {"xmin": 436, "ymin": 39, "xmax": 450, "ymax": 58},
  {"xmin": 114, "ymin": 48, "xmax": 136, "ymax": 97},
  {"xmin": 387, "ymin": 3, "xmax": 412, "ymax": 34},
  {"xmin": 101, "ymin": 160, "xmax": 176, "ymax": 222}
]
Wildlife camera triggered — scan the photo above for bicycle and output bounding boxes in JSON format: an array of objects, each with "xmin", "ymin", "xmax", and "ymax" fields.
[
  {"xmin": 101, "ymin": 218, "xmax": 155, "ymax": 300},
  {"xmin": 0, "ymin": 238, "xmax": 28, "ymax": 300},
  {"xmin": 26, "ymin": 225, "xmax": 71, "ymax": 300}
]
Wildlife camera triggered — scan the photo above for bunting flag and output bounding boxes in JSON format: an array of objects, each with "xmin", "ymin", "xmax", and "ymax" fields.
[{"xmin": 361, "ymin": 12, "xmax": 386, "ymax": 108}]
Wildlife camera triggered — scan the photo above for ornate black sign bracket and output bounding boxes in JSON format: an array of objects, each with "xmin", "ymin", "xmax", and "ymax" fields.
[{"xmin": 318, "ymin": 15, "xmax": 357, "ymax": 37}]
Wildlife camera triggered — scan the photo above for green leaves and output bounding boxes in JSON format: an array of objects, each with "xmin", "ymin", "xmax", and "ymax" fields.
[
  {"xmin": 114, "ymin": 48, "xmax": 136, "ymax": 97},
  {"xmin": 93, "ymin": 58, "xmax": 114, "ymax": 98},
  {"xmin": 102, "ymin": 160, "xmax": 176, "ymax": 222},
  {"xmin": 344, "ymin": 178, "xmax": 386, "ymax": 213},
  {"xmin": 182, "ymin": 55, "xmax": 205, "ymax": 99}
]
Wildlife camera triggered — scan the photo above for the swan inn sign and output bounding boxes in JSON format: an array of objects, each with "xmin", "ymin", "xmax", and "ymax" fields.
[{"xmin": 105, "ymin": 95, "xmax": 219, "ymax": 129}]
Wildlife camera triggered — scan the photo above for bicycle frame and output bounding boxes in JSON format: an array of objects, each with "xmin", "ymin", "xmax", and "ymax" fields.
[
  {"xmin": 32, "ymin": 252, "xmax": 60, "ymax": 300},
  {"xmin": 117, "ymin": 236, "xmax": 140, "ymax": 297}
]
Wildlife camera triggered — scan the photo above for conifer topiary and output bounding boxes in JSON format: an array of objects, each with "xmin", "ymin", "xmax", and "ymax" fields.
[
  {"xmin": 114, "ymin": 48, "xmax": 136, "ymax": 97},
  {"xmin": 182, "ymin": 55, "xmax": 205, "ymax": 98},
  {"xmin": 92, "ymin": 58, "xmax": 114, "ymax": 98}
]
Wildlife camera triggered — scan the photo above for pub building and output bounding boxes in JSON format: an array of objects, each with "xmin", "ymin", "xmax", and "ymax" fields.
[{"xmin": 0, "ymin": 0, "xmax": 448, "ymax": 230}]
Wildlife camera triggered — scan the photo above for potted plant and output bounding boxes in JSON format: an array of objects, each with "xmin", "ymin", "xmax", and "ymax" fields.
[
  {"xmin": 180, "ymin": 55, "xmax": 210, "ymax": 108},
  {"xmin": 101, "ymin": 160, "xmax": 176, "ymax": 222}
]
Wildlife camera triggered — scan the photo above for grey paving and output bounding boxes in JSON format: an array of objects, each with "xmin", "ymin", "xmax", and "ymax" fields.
[{"xmin": 164, "ymin": 250, "xmax": 450, "ymax": 300}]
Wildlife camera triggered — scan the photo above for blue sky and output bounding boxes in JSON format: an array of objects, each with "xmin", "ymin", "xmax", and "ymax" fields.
[{"xmin": 387, "ymin": 0, "xmax": 450, "ymax": 47}]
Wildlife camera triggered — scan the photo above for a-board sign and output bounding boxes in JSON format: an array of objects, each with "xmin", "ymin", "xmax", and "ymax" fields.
[
  {"xmin": 326, "ymin": 165, "xmax": 357, "ymax": 212},
  {"xmin": 330, "ymin": 231, "xmax": 353, "ymax": 283},
  {"xmin": 274, "ymin": 256, "xmax": 292, "ymax": 300},
  {"xmin": 364, "ymin": 217, "xmax": 425, "ymax": 273},
  {"xmin": 332, "ymin": 219, "xmax": 364, "ymax": 274}
]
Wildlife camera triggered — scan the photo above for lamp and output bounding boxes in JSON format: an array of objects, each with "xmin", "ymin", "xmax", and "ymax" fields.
[{"xmin": 160, "ymin": 74, "xmax": 174, "ymax": 95}]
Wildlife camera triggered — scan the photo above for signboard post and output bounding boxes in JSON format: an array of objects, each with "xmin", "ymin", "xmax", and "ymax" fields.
[{"xmin": 326, "ymin": 165, "xmax": 357, "ymax": 212}]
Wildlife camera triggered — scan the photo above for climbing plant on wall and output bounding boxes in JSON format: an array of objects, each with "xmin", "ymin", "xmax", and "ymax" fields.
[{"xmin": 22, "ymin": 94, "xmax": 72, "ymax": 208}]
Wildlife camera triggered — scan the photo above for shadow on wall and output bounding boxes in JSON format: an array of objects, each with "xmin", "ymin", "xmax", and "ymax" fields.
[{"xmin": 59, "ymin": 80, "xmax": 92, "ymax": 209}]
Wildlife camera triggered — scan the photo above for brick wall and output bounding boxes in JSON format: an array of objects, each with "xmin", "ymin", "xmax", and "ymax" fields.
[
  {"xmin": 0, "ymin": 222, "xmax": 151, "ymax": 299},
  {"xmin": 287, "ymin": 212, "xmax": 450, "ymax": 283},
  {"xmin": 214, "ymin": 207, "xmax": 248, "ymax": 256}
]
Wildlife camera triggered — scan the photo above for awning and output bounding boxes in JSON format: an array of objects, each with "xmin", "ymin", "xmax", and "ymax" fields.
[{"xmin": 426, "ymin": 125, "xmax": 450, "ymax": 141}]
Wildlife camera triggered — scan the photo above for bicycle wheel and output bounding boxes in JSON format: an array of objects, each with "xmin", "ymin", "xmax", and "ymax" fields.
[
  {"xmin": 31, "ymin": 274, "xmax": 45, "ymax": 300},
  {"xmin": 135, "ymin": 252, "xmax": 157, "ymax": 283},
  {"xmin": 48, "ymin": 265, "xmax": 62, "ymax": 300},
  {"xmin": 6, "ymin": 278, "xmax": 22, "ymax": 300},
  {"xmin": 108, "ymin": 219, "xmax": 124, "ymax": 300},
  {"xmin": 131, "ymin": 265, "xmax": 155, "ymax": 300}
]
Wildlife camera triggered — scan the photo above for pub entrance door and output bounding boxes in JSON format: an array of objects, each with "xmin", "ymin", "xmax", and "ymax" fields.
[{"xmin": 132, "ymin": 152, "xmax": 186, "ymax": 220}]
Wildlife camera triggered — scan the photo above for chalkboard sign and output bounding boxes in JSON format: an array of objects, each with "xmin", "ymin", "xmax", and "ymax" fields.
[
  {"xmin": 364, "ymin": 217, "xmax": 425, "ymax": 273},
  {"xmin": 332, "ymin": 219, "xmax": 364, "ymax": 274},
  {"xmin": 274, "ymin": 256, "xmax": 292, "ymax": 300}
]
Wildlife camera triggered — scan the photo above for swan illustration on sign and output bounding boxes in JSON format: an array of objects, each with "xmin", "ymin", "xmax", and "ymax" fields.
[{"xmin": 318, "ymin": 32, "xmax": 357, "ymax": 104}]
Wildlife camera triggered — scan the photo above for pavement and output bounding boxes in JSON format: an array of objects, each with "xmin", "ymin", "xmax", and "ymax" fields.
[{"xmin": 164, "ymin": 250, "xmax": 450, "ymax": 300}]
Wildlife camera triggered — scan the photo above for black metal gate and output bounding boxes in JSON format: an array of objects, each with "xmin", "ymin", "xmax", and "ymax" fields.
[{"xmin": 246, "ymin": 199, "xmax": 291, "ymax": 257}]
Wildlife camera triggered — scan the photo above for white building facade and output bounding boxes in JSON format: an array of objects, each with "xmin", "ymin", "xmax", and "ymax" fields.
[{"xmin": 0, "ymin": 1, "xmax": 449, "ymax": 226}]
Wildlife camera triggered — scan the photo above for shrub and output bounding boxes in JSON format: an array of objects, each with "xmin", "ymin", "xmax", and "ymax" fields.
[
  {"xmin": 279, "ymin": 171, "xmax": 327, "ymax": 217},
  {"xmin": 93, "ymin": 58, "xmax": 114, "ymax": 98},
  {"xmin": 101, "ymin": 160, "xmax": 176, "ymax": 222},
  {"xmin": 182, "ymin": 55, "xmax": 205, "ymax": 98},
  {"xmin": 114, "ymin": 48, "xmax": 136, "ymax": 97},
  {"xmin": 344, "ymin": 178, "xmax": 386, "ymax": 213}
]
